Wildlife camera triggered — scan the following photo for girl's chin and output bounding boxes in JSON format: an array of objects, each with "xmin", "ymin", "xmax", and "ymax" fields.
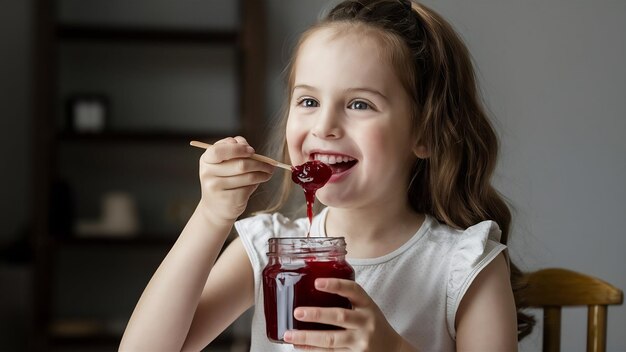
[{"xmin": 315, "ymin": 189, "xmax": 347, "ymax": 208}]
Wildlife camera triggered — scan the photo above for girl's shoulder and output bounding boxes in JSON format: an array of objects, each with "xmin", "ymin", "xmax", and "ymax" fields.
[
  {"xmin": 426, "ymin": 218, "xmax": 505, "ymax": 286},
  {"xmin": 428, "ymin": 215, "xmax": 502, "ymax": 243},
  {"xmin": 426, "ymin": 216, "xmax": 502, "ymax": 247},
  {"xmin": 428, "ymin": 218, "xmax": 507, "ymax": 338}
]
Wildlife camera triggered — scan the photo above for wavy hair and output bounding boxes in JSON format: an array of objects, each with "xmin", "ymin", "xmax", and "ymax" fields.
[{"xmin": 260, "ymin": 0, "xmax": 534, "ymax": 339}]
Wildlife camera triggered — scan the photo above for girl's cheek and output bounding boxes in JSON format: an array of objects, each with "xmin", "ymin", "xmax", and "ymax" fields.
[
  {"xmin": 285, "ymin": 118, "xmax": 308, "ymax": 141},
  {"xmin": 285, "ymin": 121, "xmax": 306, "ymax": 164}
]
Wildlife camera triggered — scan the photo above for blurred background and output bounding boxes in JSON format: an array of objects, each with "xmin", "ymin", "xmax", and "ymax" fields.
[{"xmin": 0, "ymin": 0, "xmax": 624, "ymax": 351}]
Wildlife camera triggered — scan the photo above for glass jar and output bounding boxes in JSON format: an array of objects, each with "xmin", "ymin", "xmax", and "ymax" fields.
[{"xmin": 262, "ymin": 237, "xmax": 355, "ymax": 343}]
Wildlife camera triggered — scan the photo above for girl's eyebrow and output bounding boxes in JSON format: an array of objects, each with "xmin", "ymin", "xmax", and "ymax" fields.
[
  {"xmin": 293, "ymin": 84, "xmax": 388, "ymax": 100},
  {"xmin": 293, "ymin": 84, "xmax": 318, "ymax": 92},
  {"xmin": 345, "ymin": 87, "xmax": 388, "ymax": 101}
]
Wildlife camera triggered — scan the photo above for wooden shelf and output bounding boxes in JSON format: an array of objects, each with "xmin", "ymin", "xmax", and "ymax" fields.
[
  {"xmin": 57, "ymin": 24, "xmax": 240, "ymax": 44},
  {"xmin": 49, "ymin": 319, "xmax": 121, "ymax": 347},
  {"xmin": 49, "ymin": 323, "xmax": 241, "ymax": 348},
  {"xmin": 31, "ymin": 0, "xmax": 265, "ymax": 349},
  {"xmin": 51, "ymin": 334, "xmax": 240, "ymax": 349},
  {"xmin": 58, "ymin": 131, "xmax": 235, "ymax": 144},
  {"xmin": 51, "ymin": 332, "xmax": 121, "ymax": 347},
  {"xmin": 52, "ymin": 235, "xmax": 176, "ymax": 247}
]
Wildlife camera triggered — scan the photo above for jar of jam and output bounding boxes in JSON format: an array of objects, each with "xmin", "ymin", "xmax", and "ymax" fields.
[{"xmin": 262, "ymin": 237, "xmax": 355, "ymax": 343}]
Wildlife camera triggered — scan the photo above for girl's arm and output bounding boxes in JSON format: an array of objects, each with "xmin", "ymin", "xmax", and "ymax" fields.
[
  {"xmin": 181, "ymin": 236, "xmax": 254, "ymax": 351},
  {"xmin": 455, "ymin": 253, "xmax": 518, "ymax": 351},
  {"xmin": 119, "ymin": 137, "xmax": 273, "ymax": 351},
  {"xmin": 120, "ymin": 208, "xmax": 244, "ymax": 351}
]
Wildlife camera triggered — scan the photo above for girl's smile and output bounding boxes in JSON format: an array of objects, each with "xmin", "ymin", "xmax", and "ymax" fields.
[{"xmin": 309, "ymin": 151, "xmax": 358, "ymax": 183}]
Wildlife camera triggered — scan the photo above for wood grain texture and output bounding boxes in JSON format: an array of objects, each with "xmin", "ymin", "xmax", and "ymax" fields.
[
  {"xmin": 520, "ymin": 268, "xmax": 623, "ymax": 352},
  {"xmin": 521, "ymin": 268, "xmax": 623, "ymax": 306}
]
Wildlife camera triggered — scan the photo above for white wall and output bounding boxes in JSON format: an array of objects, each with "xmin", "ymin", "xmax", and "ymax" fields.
[{"xmin": 266, "ymin": 1, "xmax": 626, "ymax": 351}]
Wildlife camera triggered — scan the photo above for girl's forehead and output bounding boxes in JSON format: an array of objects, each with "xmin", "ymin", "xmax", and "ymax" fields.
[
  {"xmin": 295, "ymin": 26, "xmax": 391, "ymax": 70},
  {"xmin": 292, "ymin": 25, "xmax": 403, "ymax": 92},
  {"xmin": 301, "ymin": 25, "xmax": 382, "ymax": 53}
]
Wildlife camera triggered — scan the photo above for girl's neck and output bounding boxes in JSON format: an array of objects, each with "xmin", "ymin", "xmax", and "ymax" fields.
[{"xmin": 324, "ymin": 201, "xmax": 425, "ymax": 259}]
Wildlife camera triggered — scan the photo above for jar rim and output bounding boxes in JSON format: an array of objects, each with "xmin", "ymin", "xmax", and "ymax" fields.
[
  {"xmin": 267, "ymin": 237, "xmax": 347, "ymax": 256},
  {"xmin": 268, "ymin": 236, "xmax": 345, "ymax": 241}
]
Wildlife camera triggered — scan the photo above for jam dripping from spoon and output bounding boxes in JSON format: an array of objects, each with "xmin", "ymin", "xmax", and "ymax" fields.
[{"xmin": 291, "ymin": 160, "xmax": 332, "ymax": 234}]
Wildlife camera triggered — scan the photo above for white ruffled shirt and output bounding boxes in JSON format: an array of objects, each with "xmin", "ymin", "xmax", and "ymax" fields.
[{"xmin": 235, "ymin": 207, "xmax": 506, "ymax": 352}]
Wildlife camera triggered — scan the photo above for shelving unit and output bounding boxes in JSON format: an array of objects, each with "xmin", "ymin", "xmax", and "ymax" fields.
[{"xmin": 31, "ymin": 1, "xmax": 265, "ymax": 350}]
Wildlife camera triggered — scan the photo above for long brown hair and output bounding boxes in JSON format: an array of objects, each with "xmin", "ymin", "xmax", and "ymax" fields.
[{"xmin": 261, "ymin": 0, "xmax": 534, "ymax": 339}]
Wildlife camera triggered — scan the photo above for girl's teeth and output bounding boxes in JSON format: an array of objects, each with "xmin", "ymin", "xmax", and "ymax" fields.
[{"xmin": 314, "ymin": 154, "xmax": 354, "ymax": 164}]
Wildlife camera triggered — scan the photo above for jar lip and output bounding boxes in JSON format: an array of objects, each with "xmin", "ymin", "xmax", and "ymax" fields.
[
  {"xmin": 268, "ymin": 236, "xmax": 345, "ymax": 241},
  {"xmin": 267, "ymin": 236, "xmax": 347, "ymax": 256}
]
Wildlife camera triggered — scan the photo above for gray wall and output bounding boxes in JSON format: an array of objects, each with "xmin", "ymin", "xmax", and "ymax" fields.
[{"xmin": 1, "ymin": 0, "xmax": 624, "ymax": 351}]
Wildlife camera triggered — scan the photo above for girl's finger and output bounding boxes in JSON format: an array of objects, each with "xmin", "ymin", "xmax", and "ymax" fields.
[
  {"xmin": 293, "ymin": 307, "xmax": 365, "ymax": 329},
  {"xmin": 284, "ymin": 330, "xmax": 353, "ymax": 350},
  {"xmin": 314, "ymin": 279, "xmax": 371, "ymax": 307},
  {"xmin": 213, "ymin": 137, "xmax": 237, "ymax": 145},
  {"xmin": 203, "ymin": 158, "xmax": 275, "ymax": 177},
  {"xmin": 233, "ymin": 135, "xmax": 251, "ymax": 146},
  {"xmin": 293, "ymin": 345, "xmax": 350, "ymax": 352},
  {"xmin": 200, "ymin": 143, "xmax": 255, "ymax": 164},
  {"xmin": 206, "ymin": 171, "xmax": 273, "ymax": 191}
]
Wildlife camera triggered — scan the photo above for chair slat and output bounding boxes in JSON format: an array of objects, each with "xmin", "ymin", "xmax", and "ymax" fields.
[
  {"xmin": 543, "ymin": 306, "xmax": 561, "ymax": 352},
  {"xmin": 587, "ymin": 305, "xmax": 607, "ymax": 352}
]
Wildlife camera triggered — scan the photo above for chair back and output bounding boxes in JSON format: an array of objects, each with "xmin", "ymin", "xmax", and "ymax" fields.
[{"xmin": 520, "ymin": 268, "xmax": 623, "ymax": 352}]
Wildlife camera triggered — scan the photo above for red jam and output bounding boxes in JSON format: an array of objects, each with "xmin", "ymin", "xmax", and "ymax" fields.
[
  {"xmin": 262, "ymin": 237, "xmax": 354, "ymax": 343},
  {"xmin": 291, "ymin": 161, "xmax": 332, "ymax": 228}
]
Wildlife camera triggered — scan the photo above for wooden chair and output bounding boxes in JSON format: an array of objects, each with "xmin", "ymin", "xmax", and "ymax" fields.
[{"xmin": 520, "ymin": 268, "xmax": 623, "ymax": 352}]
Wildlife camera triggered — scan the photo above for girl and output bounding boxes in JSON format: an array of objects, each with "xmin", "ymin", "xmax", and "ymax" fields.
[{"xmin": 121, "ymin": 0, "xmax": 533, "ymax": 351}]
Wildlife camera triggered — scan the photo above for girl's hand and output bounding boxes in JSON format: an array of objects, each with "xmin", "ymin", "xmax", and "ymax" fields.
[
  {"xmin": 283, "ymin": 278, "xmax": 416, "ymax": 352},
  {"xmin": 198, "ymin": 136, "xmax": 274, "ymax": 227}
]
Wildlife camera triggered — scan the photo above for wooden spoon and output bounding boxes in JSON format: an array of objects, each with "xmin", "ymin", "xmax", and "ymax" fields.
[{"xmin": 189, "ymin": 140, "xmax": 292, "ymax": 171}]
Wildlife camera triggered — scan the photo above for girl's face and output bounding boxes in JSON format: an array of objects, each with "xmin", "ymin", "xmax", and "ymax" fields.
[{"xmin": 286, "ymin": 27, "xmax": 418, "ymax": 210}]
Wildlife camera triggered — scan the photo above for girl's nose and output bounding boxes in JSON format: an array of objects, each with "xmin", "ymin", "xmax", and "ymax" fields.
[{"xmin": 311, "ymin": 106, "xmax": 342, "ymax": 139}]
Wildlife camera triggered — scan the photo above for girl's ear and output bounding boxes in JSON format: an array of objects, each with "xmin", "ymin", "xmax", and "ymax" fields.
[{"xmin": 413, "ymin": 145, "xmax": 430, "ymax": 159}]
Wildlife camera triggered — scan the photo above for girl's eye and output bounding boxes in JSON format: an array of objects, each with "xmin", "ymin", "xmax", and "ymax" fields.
[
  {"xmin": 298, "ymin": 98, "xmax": 319, "ymax": 108},
  {"xmin": 349, "ymin": 100, "xmax": 370, "ymax": 110}
]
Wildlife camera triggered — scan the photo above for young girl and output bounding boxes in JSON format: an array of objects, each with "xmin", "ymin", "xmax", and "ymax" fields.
[{"xmin": 121, "ymin": 0, "xmax": 533, "ymax": 350}]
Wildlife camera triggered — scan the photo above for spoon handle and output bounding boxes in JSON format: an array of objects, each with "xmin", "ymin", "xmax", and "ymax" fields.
[{"xmin": 189, "ymin": 140, "xmax": 292, "ymax": 171}]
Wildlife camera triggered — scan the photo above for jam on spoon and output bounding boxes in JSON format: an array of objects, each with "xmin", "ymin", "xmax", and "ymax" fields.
[{"xmin": 291, "ymin": 160, "xmax": 332, "ymax": 231}]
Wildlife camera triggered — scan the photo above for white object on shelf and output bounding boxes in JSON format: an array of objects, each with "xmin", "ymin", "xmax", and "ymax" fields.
[
  {"xmin": 73, "ymin": 99, "xmax": 106, "ymax": 132},
  {"xmin": 75, "ymin": 191, "xmax": 140, "ymax": 237}
]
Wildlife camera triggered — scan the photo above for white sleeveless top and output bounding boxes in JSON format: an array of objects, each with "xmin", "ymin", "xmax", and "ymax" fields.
[{"xmin": 234, "ymin": 207, "xmax": 506, "ymax": 351}]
